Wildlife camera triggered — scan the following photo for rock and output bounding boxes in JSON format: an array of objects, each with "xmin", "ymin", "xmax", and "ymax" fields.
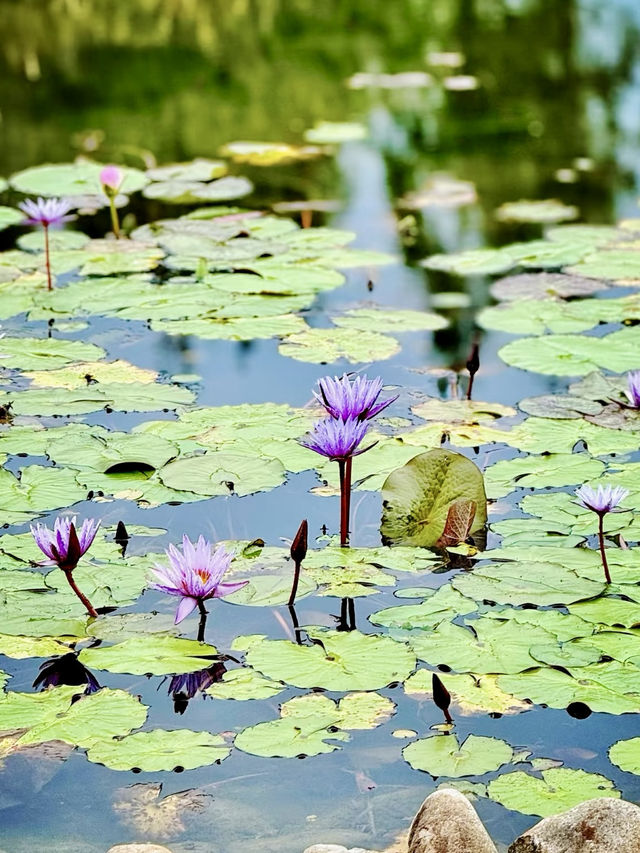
[
  {"xmin": 408, "ymin": 788, "xmax": 498, "ymax": 853},
  {"xmin": 107, "ymin": 845, "xmax": 174, "ymax": 853},
  {"xmin": 508, "ymin": 797, "xmax": 640, "ymax": 852}
]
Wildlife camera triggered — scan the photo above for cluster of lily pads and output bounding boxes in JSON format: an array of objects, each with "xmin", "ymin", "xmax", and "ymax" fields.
[{"xmin": 1, "ymin": 154, "xmax": 640, "ymax": 829}]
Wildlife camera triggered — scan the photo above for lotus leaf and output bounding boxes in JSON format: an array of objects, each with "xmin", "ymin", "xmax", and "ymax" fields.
[
  {"xmin": 403, "ymin": 733, "xmax": 513, "ymax": 777},
  {"xmin": 404, "ymin": 669, "xmax": 530, "ymax": 715},
  {"xmin": 278, "ymin": 327, "xmax": 400, "ymax": 364},
  {"xmin": 87, "ymin": 729, "xmax": 231, "ymax": 771},
  {"xmin": 78, "ymin": 636, "xmax": 220, "ymax": 676}
]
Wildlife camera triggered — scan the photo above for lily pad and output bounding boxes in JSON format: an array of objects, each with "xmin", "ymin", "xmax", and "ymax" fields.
[
  {"xmin": 495, "ymin": 199, "xmax": 578, "ymax": 224},
  {"xmin": 278, "ymin": 327, "xmax": 400, "ymax": 364},
  {"xmin": 10, "ymin": 162, "xmax": 149, "ymax": 196},
  {"xmin": 158, "ymin": 451, "xmax": 285, "ymax": 496},
  {"xmin": 609, "ymin": 737, "xmax": 640, "ymax": 775},
  {"xmin": 86, "ymin": 729, "xmax": 231, "ymax": 771},
  {"xmin": 0, "ymin": 337, "xmax": 104, "ymax": 370},
  {"xmin": 403, "ymin": 733, "xmax": 513, "ymax": 777},
  {"xmin": 484, "ymin": 453, "xmax": 605, "ymax": 499},
  {"xmin": 490, "ymin": 272, "xmax": 605, "ymax": 301},
  {"xmin": 380, "ymin": 449, "xmax": 487, "ymax": 547},
  {"xmin": 404, "ymin": 670, "xmax": 530, "ymax": 715},
  {"xmin": 78, "ymin": 636, "xmax": 220, "ymax": 676},
  {"xmin": 332, "ymin": 307, "xmax": 448, "ymax": 332},
  {"xmin": 239, "ymin": 629, "xmax": 416, "ymax": 691},
  {"xmin": 205, "ymin": 668, "xmax": 286, "ymax": 701},
  {"xmin": 487, "ymin": 768, "xmax": 619, "ymax": 817}
]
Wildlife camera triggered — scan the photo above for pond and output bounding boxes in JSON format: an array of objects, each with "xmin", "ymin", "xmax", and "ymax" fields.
[{"xmin": 1, "ymin": 1, "xmax": 640, "ymax": 851}]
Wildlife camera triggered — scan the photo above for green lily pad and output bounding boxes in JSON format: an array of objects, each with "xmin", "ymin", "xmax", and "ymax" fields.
[
  {"xmin": 404, "ymin": 670, "xmax": 530, "ymax": 715},
  {"xmin": 10, "ymin": 162, "xmax": 149, "ymax": 196},
  {"xmin": 86, "ymin": 728, "xmax": 231, "ymax": 771},
  {"xmin": 369, "ymin": 586, "xmax": 476, "ymax": 630},
  {"xmin": 146, "ymin": 159, "xmax": 227, "ymax": 182},
  {"xmin": 25, "ymin": 359, "xmax": 158, "ymax": 388},
  {"xmin": 151, "ymin": 313, "xmax": 307, "ymax": 341},
  {"xmin": 487, "ymin": 768, "xmax": 619, "ymax": 817},
  {"xmin": 78, "ymin": 636, "xmax": 220, "ymax": 676},
  {"xmin": 0, "ymin": 466, "xmax": 88, "ymax": 523},
  {"xmin": 143, "ymin": 176, "xmax": 253, "ymax": 204},
  {"xmin": 304, "ymin": 121, "xmax": 368, "ymax": 143},
  {"xmin": 484, "ymin": 453, "xmax": 605, "ymax": 499},
  {"xmin": 205, "ymin": 668, "xmax": 286, "ymax": 700},
  {"xmin": 490, "ymin": 272, "xmax": 605, "ymax": 302},
  {"xmin": 0, "ymin": 634, "xmax": 70, "ymax": 659},
  {"xmin": 0, "ymin": 337, "xmax": 104, "ymax": 370},
  {"xmin": 0, "ymin": 207, "xmax": 24, "ymax": 231},
  {"xmin": 609, "ymin": 737, "xmax": 640, "ymax": 775},
  {"xmin": 421, "ymin": 247, "xmax": 515, "ymax": 276},
  {"xmin": 332, "ymin": 307, "xmax": 448, "ymax": 332},
  {"xmin": 452, "ymin": 561, "xmax": 604, "ymax": 606},
  {"xmin": 158, "ymin": 451, "xmax": 285, "ymax": 496},
  {"xmin": 566, "ymin": 249, "xmax": 640, "ymax": 282},
  {"xmin": 18, "ymin": 230, "xmax": 90, "ymax": 252},
  {"xmin": 412, "ymin": 399, "xmax": 515, "ymax": 424},
  {"xmin": 278, "ymin": 327, "xmax": 400, "ymax": 364},
  {"xmin": 495, "ymin": 199, "xmax": 578, "ymax": 224},
  {"xmin": 403, "ymin": 733, "xmax": 513, "ymax": 777},
  {"xmin": 240, "ymin": 628, "xmax": 416, "ymax": 691},
  {"xmin": 380, "ymin": 449, "xmax": 487, "ymax": 547},
  {"xmin": 17, "ymin": 687, "xmax": 149, "ymax": 748}
]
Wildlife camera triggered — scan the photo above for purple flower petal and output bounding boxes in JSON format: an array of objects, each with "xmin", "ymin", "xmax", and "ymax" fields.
[{"xmin": 175, "ymin": 596, "xmax": 198, "ymax": 624}]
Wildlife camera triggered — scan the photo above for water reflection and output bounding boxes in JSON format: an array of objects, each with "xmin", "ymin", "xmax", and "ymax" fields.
[
  {"xmin": 33, "ymin": 653, "xmax": 101, "ymax": 696},
  {"xmin": 168, "ymin": 662, "xmax": 227, "ymax": 715}
]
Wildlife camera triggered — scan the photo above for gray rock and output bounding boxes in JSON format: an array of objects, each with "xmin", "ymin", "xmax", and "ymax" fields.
[
  {"xmin": 408, "ymin": 788, "xmax": 498, "ymax": 853},
  {"xmin": 509, "ymin": 797, "xmax": 640, "ymax": 853}
]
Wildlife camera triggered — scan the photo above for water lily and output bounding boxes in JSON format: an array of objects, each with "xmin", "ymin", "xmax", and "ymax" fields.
[
  {"xmin": 99, "ymin": 164, "xmax": 124, "ymax": 238},
  {"xmin": 300, "ymin": 416, "xmax": 375, "ymax": 545},
  {"xmin": 31, "ymin": 516, "xmax": 100, "ymax": 616},
  {"xmin": 149, "ymin": 535, "xmax": 248, "ymax": 628},
  {"xmin": 314, "ymin": 373, "xmax": 397, "ymax": 421},
  {"xmin": 575, "ymin": 484, "xmax": 629, "ymax": 584},
  {"xmin": 624, "ymin": 370, "xmax": 640, "ymax": 408},
  {"xmin": 18, "ymin": 197, "xmax": 75, "ymax": 290}
]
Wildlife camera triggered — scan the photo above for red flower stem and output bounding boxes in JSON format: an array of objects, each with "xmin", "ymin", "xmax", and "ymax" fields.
[
  {"xmin": 43, "ymin": 224, "xmax": 52, "ymax": 290},
  {"xmin": 62, "ymin": 569, "xmax": 97, "ymax": 617},
  {"xmin": 466, "ymin": 372, "xmax": 475, "ymax": 401},
  {"xmin": 288, "ymin": 558, "xmax": 302, "ymax": 606},
  {"xmin": 338, "ymin": 457, "xmax": 353, "ymax": 547},
  {"xmin": 598, "ymin": 514, "xmax": 612, "ymax": 584},
  {"xmin": 109, "ymin": 198, "xmax": 121, "ymax": 239},
  {"xmin": 197, "ymin": 599, "xmax": 208, "ymax": 642}
]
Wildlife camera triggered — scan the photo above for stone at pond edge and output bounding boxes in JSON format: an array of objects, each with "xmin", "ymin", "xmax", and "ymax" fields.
[
  {"xmin": 408, "ymin": 788, "xmax": 498, "ymax": 853},
  {"xmin": 508, "ymin": 798, "xmax": 640, "ymax": 852}
]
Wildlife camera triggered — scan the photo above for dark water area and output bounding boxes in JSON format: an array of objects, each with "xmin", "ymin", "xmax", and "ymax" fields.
[{"xmin": 1, "ymin": 2, "xmax": 640, "ymax": 851}]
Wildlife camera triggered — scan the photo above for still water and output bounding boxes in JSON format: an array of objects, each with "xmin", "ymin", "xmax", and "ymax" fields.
[{"xmin": 1, "ymin": 1, "xmax": 640, "ymax": 850}]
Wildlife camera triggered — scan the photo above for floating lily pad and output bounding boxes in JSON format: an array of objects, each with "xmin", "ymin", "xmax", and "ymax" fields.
[
  {"xmin": 487, "ymin": 768, "xmax": 619, "ymax": 817},
  {"xmin": 87, "ymin": 729, "xmax": 231, "ymax": 771},
  {"xmin": 146, "ymin": 159, "xmax": 227, "ymax": 182},
  {"xmin": 421, "ymin": 248, "xmax": 514, "ymax": 276},
  {"xmin": 490, "ymin": 272, "xmax": 605, "ymax": 301},
  {"xmin": 78, "ymin": 636, "xmax": 220, "ymax": 676},
  {"xmin": 380, "ymin": 449, "xmax": 487, "ymax": 547},
  {"xmin": 412, "ymin": 399, "xmax": 515, "ymax": 423},
  {"xmin": 10, "ymin": 162, "xmax": 149, "ymax": 196},
  {"xmin": 609, "ymin": 737, "xmax": 640, "ymax": 775},
  {"xmin": 0, "ymin": 634, "xmax": 71, "ymax": 659},
  {"xmin": 278, "ymin": 327, "xmax": 400, "ymax": 364},
  {"xmin": 158, "ymin": 451, "xmax": 285, "ymax": 497},
  {"xmin": 219, "ymin": 141, "xmax": 323, "ymax": 166},
  {"xmin": 143, "ymin": 176, "xmax": 253, "ymax": 204},
  {"xmin": 0, "ymin": 207, "xmax": 24, "ymax": 231},
  {"xmin": 484, "ymin": 454, "xmax": 605, "ymax": 499},
  {"xmin": 369, "ymin": 586, "xmax": 476, "ymax": 630},
  {"xmin": 567, "ymin": 249, "xmax": 640, "ymax": 282},
  {"xmin": 205, "ymin": 668, "xmax": 286, "ymax": 701},
  {"xmin": 332, "ymin": 307, "xmax": 448, "ymax": 333},
  {"xmin": 25, "ymin": 360, "xmax": 158, "ymax": 388},
  {"xmin": 517, "ymin": 394, "xmax": 603, "ymax": 419},
  {"xmin": 404, "ymin": 670, "xmax": 530, "ymax": 715},
  {"xmin": 239, "ymin": 629, "xmax": 416, "ymax": 691},
  {"xmin": 495, "ymin": 199, "xmax": 578, "ymax": 224},
  {"xmin": 403, "ymin": 733, "xmax": 513, "ymax": 777},
  {"xmin": 0, "ymin": 337, "xmax": 104, "ymax": 370},
  {"xmin": 304, "ymin": 121, "xmax": 368, "ymax": 143}
]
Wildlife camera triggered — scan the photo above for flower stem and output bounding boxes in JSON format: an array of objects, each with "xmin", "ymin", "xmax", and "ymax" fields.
[
  {"xmin": 197, "ymin": 599, "xmax": 208, "ymax": 642},
  {"xmin": 109, "ymin": 198, "xmax": 121, "ymax": 239},
  {"xmin": 62, "ymin": 569, "xmax": 97, "ymax": 618},
  {"xmin": 288, "ymin": 558, "xmax": 302, "ymax": 606},
  {"xmin": 43, "ymin": 224, "xmax": 52, "ymax": 290},
  {"xmin": 598, "ymin": 514, "xmax": 612, "ymax": 584},
  {"xmin": 338, "ymin": 457, "xmax": 353, "ymax": 546}
]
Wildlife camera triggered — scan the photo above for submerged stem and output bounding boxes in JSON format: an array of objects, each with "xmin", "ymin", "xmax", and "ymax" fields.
[
  {"xmin": 197, "ymin": 599, "xmax": 208, "ymax": 642},
  {"xmin": 109, "ymin": 198, "xmax": 121, "ymax": 239},
  {"xmin": 598, "ymin": 514, "xmax": 612, "ymax": 585},
  {"xmin": 43, "ymin": 224, "xmax": 52, "ymax": 291},
  {"xmin": 62, "ymin": 569, "xmax": 97, "ymax": 618}
]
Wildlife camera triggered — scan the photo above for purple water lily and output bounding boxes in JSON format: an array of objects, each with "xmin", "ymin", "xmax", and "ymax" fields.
[
  {"xmin": 31, "ymin": 516, "xmax": 100, "ymax": 617},
  {"xmin": 624, "ymin": 370, "xmax": 640, "ymax": 408},
  {"xmin": 314, "ymin": 373, "xmax": 397, "ymax": 421},
  {"xmin": 300, "ymin": 416, "xmax": 372, "ymax": 461},
  {"xmin": 18, "ymin": 197, "xmax": 75, "ymax": 290},
  {"xmin": 300, "ymin": 417, "xmax": 375, "ymax": 546},
  {"xmin": 576, "ymin": 484, "xmax": 629, "ymax": 515},
  {"xmin": 575, "ymin": 484, "xmax": 629, "ymax": 584},
  {"xmin": 150, "ymin": 535, "xmax": 248, "ymax": 627},
  {"xmin": 18, "ymin": 197, "xmax": 74, "ymax": 227},
  {"xmin": 31, "ymin": 516, "xmax": 100, "ymax": 569}
]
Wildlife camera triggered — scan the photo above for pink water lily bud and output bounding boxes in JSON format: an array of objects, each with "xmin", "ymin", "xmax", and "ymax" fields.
[{"xmin": 100, "ymin": 165, "xmax": 123, "ymax": 194}]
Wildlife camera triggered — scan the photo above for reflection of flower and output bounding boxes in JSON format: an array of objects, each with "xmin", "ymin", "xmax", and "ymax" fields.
[
  {"xmin": 169, "ymin": 662, "xmax": 227, "ymax": 714},
  {"xmin": 314, "ymin": 373, "xmax": 397, "ymax": 421},
  {"xmin": 33, "ymin": 652, "xmax": 101, "ymax": 694},
  {"xmin": 625, "ymin": 370, "xmax": 640, "ymax": 408},
  {"xmin": 576, "ymin": 484, "xmax": 629, "ymax": 515},
  {"xmin": 300, "ymin": 416, "xmax": 372, "ymax": 461},
  {"xmin": 150, "ymin": 535, "xmax": 248, "ymax": 624},
  {"xmin": 31, "ymin": 516, "xmax": 100, "ymax": 570},
  {"xmin": 18, "ymin": 197, "xmax": 75, "ymax": 227}
]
